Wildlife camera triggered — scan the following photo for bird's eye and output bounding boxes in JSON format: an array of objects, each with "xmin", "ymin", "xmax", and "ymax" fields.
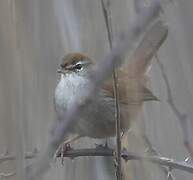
[{"xmin": 75, "ymin": 64, "xmax": 82, "ymax": 70}]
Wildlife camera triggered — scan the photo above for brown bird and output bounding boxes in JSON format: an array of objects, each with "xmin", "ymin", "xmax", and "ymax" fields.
[{"xmin": 54, "ymin": 52, "xmax": 157, "ymax": 144}]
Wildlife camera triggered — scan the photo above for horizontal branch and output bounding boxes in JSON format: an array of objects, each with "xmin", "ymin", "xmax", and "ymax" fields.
[
  {"xmin": 56, "ymin": 147, "xmax": 193, "ymax": 174},
  {"xmin": 1, "ymin": 148, "xmax": 193, "ymax": 175}
]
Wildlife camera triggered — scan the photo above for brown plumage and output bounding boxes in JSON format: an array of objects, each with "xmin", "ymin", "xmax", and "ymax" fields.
[
  {"xmin": 55, "ymin": 52, "xmax": 158, "ymax": 138},
  {"xmin": 60, "ymin": 53, "xmax": 93, "ymax": 69}
]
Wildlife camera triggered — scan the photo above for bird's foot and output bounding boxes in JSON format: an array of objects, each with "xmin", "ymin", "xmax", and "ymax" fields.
[
  {"xmin": 54, "ymin": 143, "xmax": 72, "ymax": 165},
  {"xmin": 54, "ymin": 135, "xmax": 81, "ymax": 164}
]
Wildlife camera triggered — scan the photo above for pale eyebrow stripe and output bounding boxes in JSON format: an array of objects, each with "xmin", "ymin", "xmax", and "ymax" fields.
[
  {"xmin": 74, "ymin": 61, "xmax": 91, "ymax": 66},
  {"xmin": 65, "ymin": 60, "xmax": 91, "ymax": 70}
]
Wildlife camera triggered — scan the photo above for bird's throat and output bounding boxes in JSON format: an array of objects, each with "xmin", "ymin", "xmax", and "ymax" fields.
[{"xmin": 54, "ymin": 73, "xmax": 89, "ymax": 109}]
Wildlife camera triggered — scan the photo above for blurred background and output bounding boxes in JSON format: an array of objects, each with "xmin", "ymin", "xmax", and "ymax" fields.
[{"xmin": 1, "ymin": 0, "xmax": 193, "ymax": 179}]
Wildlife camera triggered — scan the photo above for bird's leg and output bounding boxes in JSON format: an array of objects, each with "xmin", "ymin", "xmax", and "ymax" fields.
[{"xmin": 54, "ymin": 135, "xmax": 81, "ymax": 164}]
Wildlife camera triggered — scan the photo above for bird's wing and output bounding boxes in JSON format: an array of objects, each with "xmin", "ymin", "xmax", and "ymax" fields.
[
  {"xmin": 124, "ymin": 20, "xmax": 168, "ymax": 78},
  {"xmin": 102, "ymin": 20, "xmax": 168, "ymax": 104},
  {"xmin": 102, "ymin": 70, "xmax": 158, "ymax": 105}
]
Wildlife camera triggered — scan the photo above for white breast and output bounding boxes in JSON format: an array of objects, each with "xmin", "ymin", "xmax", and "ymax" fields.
[{"xmin": 54, "ymin": 73, "xmax": 89, "ymax": 111}]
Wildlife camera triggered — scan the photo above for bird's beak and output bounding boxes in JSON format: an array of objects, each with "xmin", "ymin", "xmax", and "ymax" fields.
[{"xmin": 57, "ymin": 68, "xmax": 66, "ymax": 74}]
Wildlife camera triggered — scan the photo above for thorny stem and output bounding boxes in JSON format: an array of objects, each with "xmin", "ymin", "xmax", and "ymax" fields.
[
  {"xmin": 101, "ymin": 0, "xmax": 122, "ymax": 179},
  {"xmin": 1, "ymin": 149, "xmax": 193, "ymax": 175},
  {"xmin": 56, "ymin": 147, "xmax": 193, "ymax": 174}
]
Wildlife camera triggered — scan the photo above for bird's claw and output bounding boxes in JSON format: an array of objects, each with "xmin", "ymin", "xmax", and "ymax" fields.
[
  {"xmin": 113, "ymin": 150, "xmax": 119, "ymax": 168},
  {"xmin": 54, "ymin": 143, "xmax": 72, "ymax": 165}
]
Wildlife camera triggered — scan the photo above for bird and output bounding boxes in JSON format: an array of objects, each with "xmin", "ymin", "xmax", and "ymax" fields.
[{"xmin": 54, "ymin": 52, "xmax": 158, "ymax": 148}]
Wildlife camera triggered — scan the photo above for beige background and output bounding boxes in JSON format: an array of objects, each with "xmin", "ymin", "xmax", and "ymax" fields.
[{"xmin": 1, "ymin": 0, "xmax": 193, "ymax": 179}]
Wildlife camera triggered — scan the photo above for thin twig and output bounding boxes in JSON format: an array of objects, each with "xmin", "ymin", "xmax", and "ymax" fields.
[
  {"xmin": 55, "ymin": 147, "xmax": 193, "ymax": 174},
  {"xmin": 156, "ymin": 55, "xmax": 193, "ymax": 159},
  {"xmin": 101, "ymin": 0, "xmax": 122, "ymax": 179}
]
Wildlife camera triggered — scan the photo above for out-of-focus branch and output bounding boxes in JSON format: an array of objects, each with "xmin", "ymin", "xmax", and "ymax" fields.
[
  {"xmin": 10, "ymin": 1, "xmax": 26, "ymax": 180},
  {"xmin": 0, "ymin": 151, "xmax": 38, "ymax": 164},
  {"xmin": 156, "ymin": 55, "xmax": 193, "ymax": 159},
  {"xmin": 55, "ymin": 147, "xmax": 193, "ymax": 174},
  {"xmin": 26, "ymin": 2, "xmax": 162, "ymax": 180},
  {"xmin": 101, "ymin": 0, "xmax": 122, "ymax": 179}
]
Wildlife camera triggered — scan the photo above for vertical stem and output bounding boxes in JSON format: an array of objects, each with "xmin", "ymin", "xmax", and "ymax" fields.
[
  {"xmin": 10, "ymin": 1, "xmax": 26, "ymax": 180},
  {"xmin": 101, "ymin": 0, "xmax": 122, "ymax": 179}
]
